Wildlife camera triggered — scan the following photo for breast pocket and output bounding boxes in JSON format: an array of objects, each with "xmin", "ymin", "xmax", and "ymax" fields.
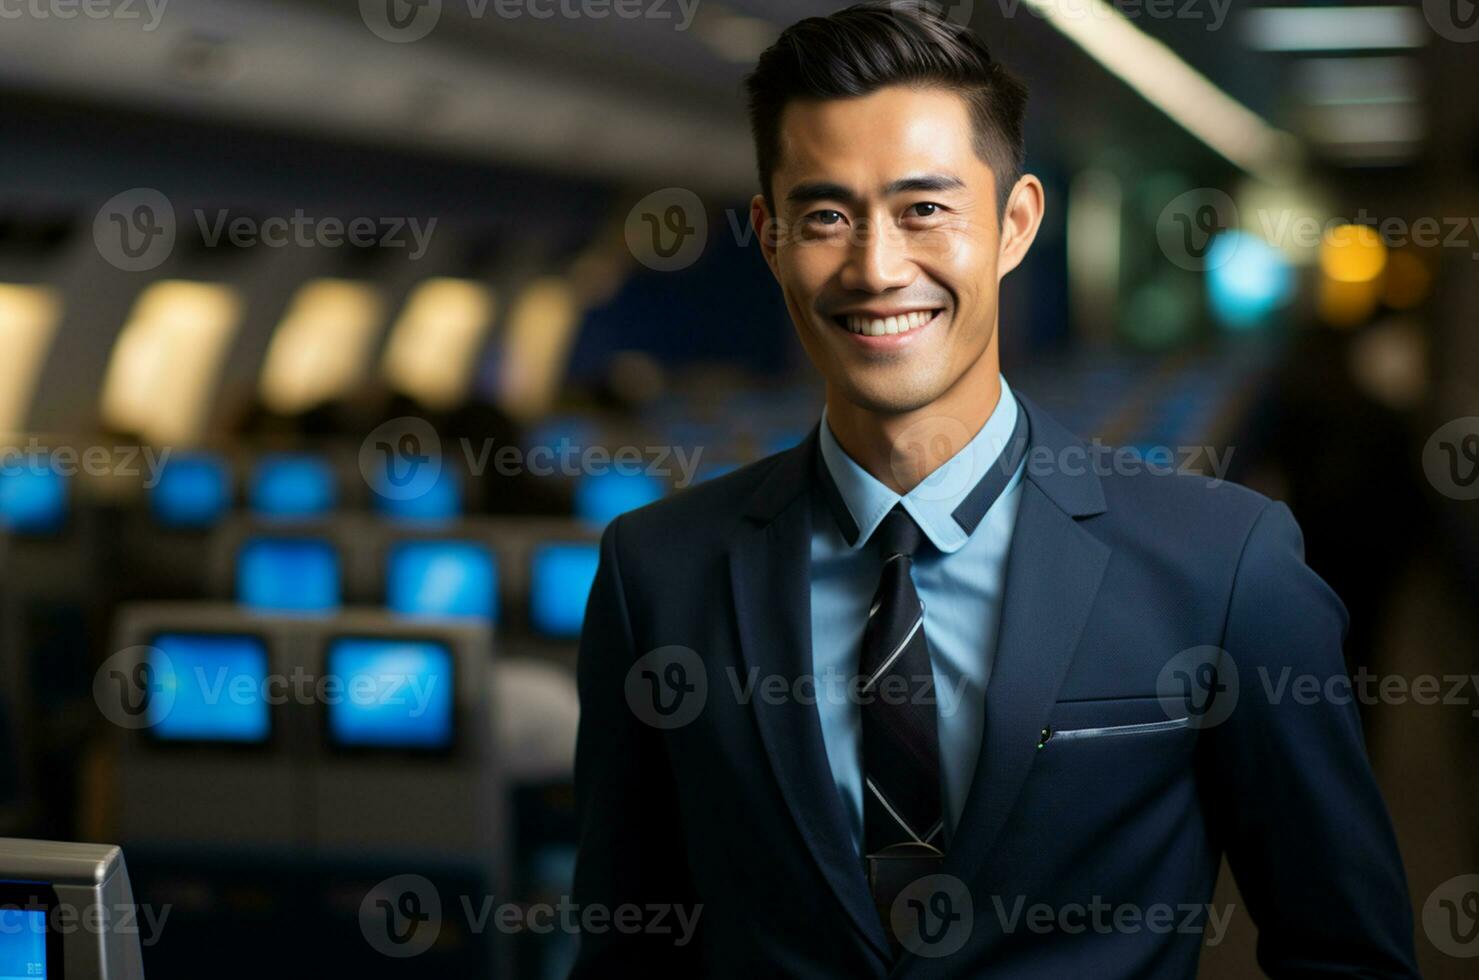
[
  {"xmin": 1038, "ymin": 695, "xmax": 1192, "ymax": 749},
  {"xmin": 1025, "ymin": 696, "xmax": 1199, "ymax": 829},
  {"xmin": 1043, "ymin": 716, "xmax": 1189, "ymax": 744}
]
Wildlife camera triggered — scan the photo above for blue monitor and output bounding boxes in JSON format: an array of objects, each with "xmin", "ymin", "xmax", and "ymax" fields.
[
  {"xmin": 0, "ymin": 462, "xmax": 67, "ymax": 534},
  {"xmin": 529, "ymin": 542, "xmax": 599, "ymax": 639},
  {"xmin": 386, "ymin": 540, "xmax": 497, "ymax": 621},
  {"xmin": 146, "ymin": 633, "xmax": 271, "ymax": 744},
  {"xmin": 237, "ymin": 537, "xmax": 341, "ymax": 612},
  {"xmin": 151, "ymin": 452, "xmax": 231, "ymax": 528},
  {"xmin": 573, "ymin": 471, "xmax": 663, "ymax": 527},
  {"xmin": 249, "ymin": 453, "xmax": 336, "ymax": 519},
  {"xmin": 325, "ymin": 638, "xmax": 455, "ymax": 750},
  {"xmin": 372, "ymin": 465, "xmax": 463, "ymax": 523},
  {"xmin": 0, "ymin": 906, "xmax": 47, "ymax": 980}
]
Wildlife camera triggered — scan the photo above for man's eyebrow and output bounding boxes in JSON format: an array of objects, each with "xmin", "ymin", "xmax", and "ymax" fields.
[
  {"xmin": 784, "ymin": 174, "xmax": 966, "ymax": 207},
  {"xmin": 884, "ymin": 173, "xmax": 966, "ymax": 195},
  {"xmin": 785, "ymin": 181, "xmax": 860, "ymax": 207}
]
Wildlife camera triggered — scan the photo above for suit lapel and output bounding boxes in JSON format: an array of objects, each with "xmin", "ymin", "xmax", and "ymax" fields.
[
  {"xmin": 730, "ymin": 431, "xmax": 893, "ymax": 962},
  {"xmin": 934, "ymin": 394, "xmax": 1112, "ymax": 910}
]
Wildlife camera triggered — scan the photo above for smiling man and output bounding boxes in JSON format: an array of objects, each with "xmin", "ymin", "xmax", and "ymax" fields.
[{"xmin": 570, "ymin": 3, "xmax": 1417, "ymax": 977}]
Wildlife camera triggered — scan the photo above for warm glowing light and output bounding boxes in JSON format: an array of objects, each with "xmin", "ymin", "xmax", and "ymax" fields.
[
  {"xmin": 0, "ymin": 284, "xmax": 62, "ymax": 435},
  {"xmin": 100, "ymin": 281, "xmax": 242, "ymax": 444},
  {"xmin": 1320, "ymin": 224, "xmax": 1387, "ymax": 283},
  {"xmin": 381, "ymin": 279, "xmax": 496, "ymax": 410},
  {"xmin": 498, "ymin": 277, "xmax": 582, "ymax": 421},
  {"xmin": 260, "ymin": 280, "xmax": 385, "ymax": 414}
]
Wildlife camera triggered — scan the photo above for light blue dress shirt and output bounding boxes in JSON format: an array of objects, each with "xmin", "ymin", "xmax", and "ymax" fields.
[{"xmin": 810, "ymin": 375, "xmax": 1026, "ymax": 854}]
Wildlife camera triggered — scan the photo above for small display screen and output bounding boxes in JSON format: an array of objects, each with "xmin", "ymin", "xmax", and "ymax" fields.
[
  {"xmin": 151, "ymin": 452, "xmax": 231, "ymax": 528},
  {"xmin": 237, "ymin": 537, "xmax": 341, "ymax": 612},
  {"xmin": 249, "ymin": 453, "xmax": 336, "ymax": 518},
  {"xmin": 0, "ymin": 464, "xmax": 67, "ymax": 535},
  {"xmin": 572, "ymin": 471, "xmax": 663, "ymax": 527},
  {"xmin": 148, "ymin": 633, "xmax": 271, "ymax": 744},
  {"xmin": 325, "ymin": 639, "xmax": 455, "ymax": 750},
  {"xmin": 529, "ymin": 543, "xmax": 600, "ymax": 639},
  {"xmin": 386, "ymin": 540, "xmax": 497, "ymax": 621},
  {"xmin": 372, "ymin": 465, "xmax": 463, "ymax": 523},
  {"xmin": 0, "ymin": 907, "xmax": 46, "ymax": 979}
]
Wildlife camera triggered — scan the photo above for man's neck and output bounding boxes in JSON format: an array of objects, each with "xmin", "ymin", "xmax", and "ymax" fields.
[{"xmin": 825, "ymin": 355, "xmax": 1003, "ymax": 496}]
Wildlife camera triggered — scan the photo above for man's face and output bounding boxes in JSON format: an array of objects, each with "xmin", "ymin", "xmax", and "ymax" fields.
[{"xmin": 753, "ymin": 85, "xmax": 1024, "ymax": 416}]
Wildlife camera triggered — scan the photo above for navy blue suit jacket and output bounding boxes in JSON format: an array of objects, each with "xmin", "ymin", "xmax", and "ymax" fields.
[{"xmin": 570, "ymin": 394, "xmax": 1418, "ymax": 978}]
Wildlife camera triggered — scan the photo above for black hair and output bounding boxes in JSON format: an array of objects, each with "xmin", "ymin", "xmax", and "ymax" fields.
[{"xmin": 745, "ymin": 0, "xmax": 1028, "ymax": 216}]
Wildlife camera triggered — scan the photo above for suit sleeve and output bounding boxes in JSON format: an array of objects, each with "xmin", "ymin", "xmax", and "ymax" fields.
[
  {"xmin": 1202, "ymin": 500, "xmax": 1419, "ymax": 978},
  {"xmin": 569, "ymin": 515, "xmax": 701, "ymax": 975}
]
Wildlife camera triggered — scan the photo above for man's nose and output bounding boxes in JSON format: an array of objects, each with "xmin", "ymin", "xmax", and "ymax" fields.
[{"xmin": 838, "ymin": 218, "xmax": 915, "ymax": 293}]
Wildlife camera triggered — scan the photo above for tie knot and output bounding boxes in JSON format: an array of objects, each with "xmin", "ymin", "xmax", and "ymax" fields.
[{"xmin": 873, "ymin": 505, "xmax": 925, "ymax": 559}]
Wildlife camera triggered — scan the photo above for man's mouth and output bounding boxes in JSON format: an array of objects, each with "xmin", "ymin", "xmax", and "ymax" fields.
[{"xmin": 830, "ymin": 308, "xmax": 943, "ymax": 337}]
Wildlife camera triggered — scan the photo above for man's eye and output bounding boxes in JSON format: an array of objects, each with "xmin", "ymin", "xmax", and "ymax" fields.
[
  {"xmin": 908, "ymin": 202, "xmax": 941, "ymax": 218},
  {"xmin": 807, "ymin": 210, "xmax": 845, "ymax": 226}
]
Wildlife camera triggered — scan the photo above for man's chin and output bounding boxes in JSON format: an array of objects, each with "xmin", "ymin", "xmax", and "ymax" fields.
[{"xmin": 830, "ymin": 375, "xmax": 946, "ymax": 417}]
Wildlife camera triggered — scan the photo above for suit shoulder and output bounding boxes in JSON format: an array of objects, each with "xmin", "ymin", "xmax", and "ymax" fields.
[
  {"xmin": 1097, "ymin": 463, "xmax": 1274, "ymax": 537},
  {"xmin": 611, "ymin": 450, "xmax": 790, "ymax": 544}
]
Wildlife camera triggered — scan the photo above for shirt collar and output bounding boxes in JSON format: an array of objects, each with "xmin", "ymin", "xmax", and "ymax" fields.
[{"xmin": 817, "ymin": 374, "xmax": 1023, "ymax": 555}]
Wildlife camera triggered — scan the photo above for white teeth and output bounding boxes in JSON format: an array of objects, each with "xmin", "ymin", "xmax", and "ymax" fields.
[{"xmin": 843, "ymin": 310, "xmax": 937, "ymax": 336}]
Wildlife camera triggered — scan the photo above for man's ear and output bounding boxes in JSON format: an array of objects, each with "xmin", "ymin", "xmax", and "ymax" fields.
[
  {"xmin": 996, "ymin": 174, "xmax": 1045, "ymax": 280},
  {"xmin": 750, "ymin": 193, "xmax": 780, "ymax": 280}
]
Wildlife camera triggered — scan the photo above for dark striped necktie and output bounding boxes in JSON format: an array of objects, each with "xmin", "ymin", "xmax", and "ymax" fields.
[{"xmin": 859, "ymin": 505, "xmax": 945, "ymax": 946}]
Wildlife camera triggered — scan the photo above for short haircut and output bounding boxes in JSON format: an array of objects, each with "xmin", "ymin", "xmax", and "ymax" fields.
[{"xmin": 745, "ymin": 1, "xmax": 1028, "ymax": 217}]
